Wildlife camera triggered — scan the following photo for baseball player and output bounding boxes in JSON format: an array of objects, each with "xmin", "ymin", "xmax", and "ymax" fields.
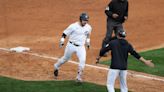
[
  {"xmin": 96, "ymin": 29, "xmax": 154, "ymax": 92},
  {"xmin": 54, "ymin": 13, "xmax": 92, "ymax": 82}
]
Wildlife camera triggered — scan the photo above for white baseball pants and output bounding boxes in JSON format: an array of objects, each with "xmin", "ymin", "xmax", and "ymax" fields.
[
  {"xmin": 107, "ymin": 69, "xmax": 128, "ymax": 92},
  {"xmin": 54, "ymin": 42, "xmax": 86, "ymax": 79}
]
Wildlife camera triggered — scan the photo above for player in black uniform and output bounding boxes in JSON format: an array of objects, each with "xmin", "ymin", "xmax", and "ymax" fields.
[{"xmin": 96, "ymin": 30, "xmax": 154, "ymax": 92}]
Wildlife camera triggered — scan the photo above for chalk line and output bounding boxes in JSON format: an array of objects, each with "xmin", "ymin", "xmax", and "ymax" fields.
[{"xmin": 0, "ymin": 47, "xmax": 163, "ymax": 82}]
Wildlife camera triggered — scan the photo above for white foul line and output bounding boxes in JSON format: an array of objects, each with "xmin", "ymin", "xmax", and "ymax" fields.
[{"xmin": 0, "ymin": 48, "xmax": 164, "ymax": 82}]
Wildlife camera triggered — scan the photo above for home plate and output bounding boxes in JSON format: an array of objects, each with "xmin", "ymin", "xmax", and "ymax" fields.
[{"xmin": 9, "ymin": 46, "xmax": 30, "ymax": 53}]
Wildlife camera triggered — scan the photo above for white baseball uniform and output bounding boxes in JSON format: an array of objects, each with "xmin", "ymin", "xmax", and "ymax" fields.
[{"xmin": 54, "ymin": 21, "xmax": 92, "ymax": 81}]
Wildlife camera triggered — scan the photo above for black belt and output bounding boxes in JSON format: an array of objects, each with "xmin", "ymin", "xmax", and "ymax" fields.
[{"xmin": 69, "ymin": 41, "xmax": 79, "ymax": 46}]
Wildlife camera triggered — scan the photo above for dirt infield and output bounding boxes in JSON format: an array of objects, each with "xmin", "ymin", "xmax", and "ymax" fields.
[{"xmin": 0, "ymin": 0, "xmax": 164, "ymax": 92}]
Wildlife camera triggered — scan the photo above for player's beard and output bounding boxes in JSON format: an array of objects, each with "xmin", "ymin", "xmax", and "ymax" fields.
[
  {"xmin": 81, "ymin": 23, "xmax": 86, "ymax": 27},
  {"xmin": 80, "ymin": 21, "xmax": 87, "ymax": 27}
]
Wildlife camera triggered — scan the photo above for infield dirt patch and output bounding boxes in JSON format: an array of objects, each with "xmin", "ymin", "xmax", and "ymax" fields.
[{"xmin": 0, "ymin": 0, "xmax": 164, "ymax": 92}]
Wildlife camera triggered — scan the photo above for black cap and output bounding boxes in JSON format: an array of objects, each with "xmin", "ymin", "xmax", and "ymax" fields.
[{"xmin": 80, "ymin": 13, "xmax": 89, "ymax": 21}]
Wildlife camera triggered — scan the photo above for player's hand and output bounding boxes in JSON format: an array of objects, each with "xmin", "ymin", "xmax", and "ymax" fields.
[
  {"xmin": 86, "ymin": 43, "xmax": 90, "ymax": 50},
  {"xmin": 59, "ymin": 43, "xmax": 64, "ymax": 48},
  {"xmin": 87, "ymin": 45, "xmax": 90, "ymax": 50},
  {"xmin": 124, "ymin": 16, "xmax": 128, "ymax": 21},
  {"xmin": 144, "ymin": 60, "xmax": 154, "ymax": 67},
  {"xmin": 96, "ymin": 56, "xmax": 100, "ymax": 64},
  {"xmin": 105, "ymin": 6, "xmax": 109, "ymax": 11},
  {"xmin": 59, "ymin": 38, "xmax": 65, "ymax": 48},
  {"xmin": 86, "ymin": 38, "xmax": 90, "ymax": 50},
  {"xmin": 112, "ymin": 13, "xmax": 119, "ymax": 19}
]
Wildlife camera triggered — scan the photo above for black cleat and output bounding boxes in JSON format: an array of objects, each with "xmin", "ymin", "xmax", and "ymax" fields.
[{"xmin": 54, "ymin": 69, "xmax": 58, "ymax": 77}]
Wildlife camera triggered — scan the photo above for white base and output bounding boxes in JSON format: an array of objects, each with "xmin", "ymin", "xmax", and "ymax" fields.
[{"xmin": 10, "ymin": 46, "xmax": 30, "ymax": 53}]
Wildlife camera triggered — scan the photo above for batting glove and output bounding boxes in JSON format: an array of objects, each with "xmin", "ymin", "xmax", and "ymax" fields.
[
  {"xmin": 59, "ymin": 38, "xmax": 65, "ymax": 48},
  {"xmin": 86, "ymin": 38, "xmax": 90, "ymax": 49}
]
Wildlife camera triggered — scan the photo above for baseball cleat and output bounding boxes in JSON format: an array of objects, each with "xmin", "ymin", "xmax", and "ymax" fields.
[
  {"xmin": 75, "ymin": 77, "xmax": 83, "ymax": 83},
  {"xmin": 54, "ymin": 69, "xmax": 58, "ymax": 77}
]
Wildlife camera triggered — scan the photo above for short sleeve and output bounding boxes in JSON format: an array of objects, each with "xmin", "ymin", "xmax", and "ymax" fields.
[{"xmin": 63, "ymin": 24, "xmax": 75, "ymax": 36}]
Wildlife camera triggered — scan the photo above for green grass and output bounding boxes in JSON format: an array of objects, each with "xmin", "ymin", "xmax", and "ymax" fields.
[
  {"xmin": 0, "ymin": 76, "xmax": 122, "ymax": 92},
  {"xmin": 100, "ymin": 48, "xmax": 164, "ymax": 77}
]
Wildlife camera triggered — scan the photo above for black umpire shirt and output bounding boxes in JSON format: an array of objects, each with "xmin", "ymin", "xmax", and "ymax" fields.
[
  {"xmin": 99, "ymin": 38, "xmax": 141, "ymax": 70},
  {"xmin": 105, "ymin": 0, "xmax": 128, "ymax": 23}
]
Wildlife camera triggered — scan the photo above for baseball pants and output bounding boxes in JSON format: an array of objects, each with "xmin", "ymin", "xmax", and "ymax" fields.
[
  {"xmin": 107, "ymin": 69, "xmax": 128, "ymax": 92},
  {"xmin": 54, "ymin": 42, "xmax": 86, "ymax": 79}
]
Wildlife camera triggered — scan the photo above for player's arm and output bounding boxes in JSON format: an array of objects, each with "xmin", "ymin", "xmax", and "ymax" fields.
[
  {"xmin": 96, "ymin": 43, "xmax": 111, "ymax": 64},
  {"xmin": 105, "ymin": 1, "xmax": 119, "ymax": 19},
  {"xmin": 59, "ymin": 24, "xmax": 73, "ymax": 48},
  {"xmin": 105, "ymin": 2, "xmax": 113, "ymax": 17},
  {"xmin": 86, "ymin": 26, "xmax": 92, "ymax": 49},
  {"xmin": 139, "ymin": 57, "xmax": 154, "ymax": 67},
  {"xmin": 129, "ymin": 44, "xmax": 154, "ymax": 67},
  {"xmin": 86, "ymin": 33, "xmax": 91, "ymax": 49}
]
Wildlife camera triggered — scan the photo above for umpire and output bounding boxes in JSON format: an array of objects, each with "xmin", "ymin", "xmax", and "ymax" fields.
[
  {"xmin": 96, "ymin": 29, "xmax": 154, "ymax": 92},
  {"xmin": 102, "ymin": 0, "xmax": 129, "ymax": 48}
]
